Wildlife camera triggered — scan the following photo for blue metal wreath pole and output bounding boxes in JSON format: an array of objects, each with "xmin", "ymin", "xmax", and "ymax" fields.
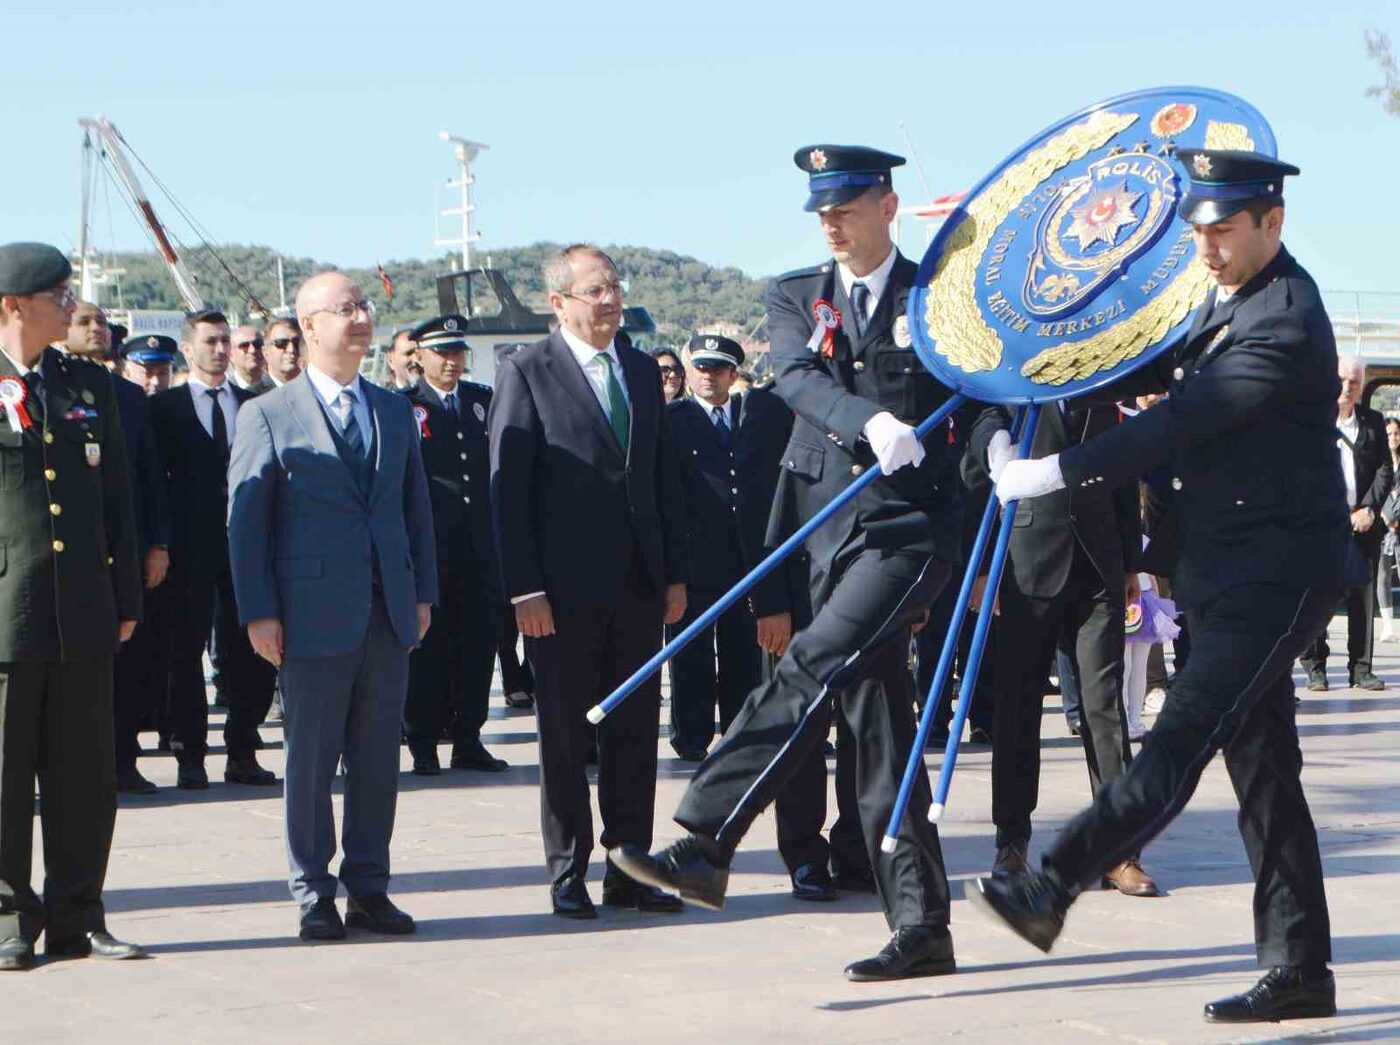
[
  {"xmin": 879, "ymin": 404, "xmax": 1042, "ymax": 852},
  {"xmin": 587, "ymin": 393, "xmax": 967, "ymax": 725}
]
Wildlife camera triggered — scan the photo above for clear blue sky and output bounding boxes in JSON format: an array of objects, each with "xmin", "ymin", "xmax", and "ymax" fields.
[{"xmin": 6, "ymin": 0, "xmax": 1398, "ymax": 296}]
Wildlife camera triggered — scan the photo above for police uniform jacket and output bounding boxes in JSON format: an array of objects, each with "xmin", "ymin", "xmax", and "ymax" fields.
[
  {"xmin": 0, "ymin": 347, "xmax": 141, "ymax": 661},
  {"xmin": 1060, "ymin": 246, "xmax": 1348, "ymax": 608},
  {"xmin": 966, "ymin": 402, "xmax": 1140, "ymax": 598},
  {"xmin": 402, "ymin": 378, "xmax": 497, "ymax": 585},
  {"xmin": 113, "ymin": 374, "xmax": 170, "ymax": 553},
  {"xmin": 668, "ymin": 387, "xmax": 795, "ymax": 617},
  {"xmin": 764, "ymin": 253, "xmax": 966, "ymax": 601}
]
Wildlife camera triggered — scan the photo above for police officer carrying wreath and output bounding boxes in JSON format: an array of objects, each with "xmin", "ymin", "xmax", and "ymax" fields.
[
  {"xmin": 0, "ymin": 243, "xmax": 145, "ymax": 970},
  {"xmin": 973, "ymin": 151, "xmax": 1347, "ymax": 1024},
  {"xmin": 613, "ymin": 146, "xmax": 971, "ymax": 981}
]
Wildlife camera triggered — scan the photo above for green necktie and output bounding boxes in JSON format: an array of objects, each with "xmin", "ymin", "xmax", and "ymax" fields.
[{"xmin": 597, "ymin": 353, "xmax": 630, "ymax": 450}]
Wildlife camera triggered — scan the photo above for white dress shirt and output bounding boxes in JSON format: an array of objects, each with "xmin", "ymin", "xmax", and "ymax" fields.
[
  {"xmin": 837, "ymin": 245, "xmax": 898, "ymax": 324},
  {"xmin": 305, "ymin": 364, "xmax": 373, "ymax": 447},
  {"xmin": 1338, "ymin": 411, "xmax": 1360, "ymax": 508},
  {"xmin": 186, "ymin": 375, "xmax": 239, "ymax": 443},
  {"xmin": 559, "ymin": 325, "xmax": 630, "ymax": 417},
  {"xmin": 699, "ymin": 395, "xmax": 734, "ymax": 431}
]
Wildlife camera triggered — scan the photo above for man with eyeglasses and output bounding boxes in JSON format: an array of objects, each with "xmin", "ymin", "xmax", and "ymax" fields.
[
  {"xmin": 0, "ymin": 242, "xmax": 146, "ymax": 970},
  {"xmin": 490, "ymin": 243, "xmax": 689, "ymax": 919},
  {"xmin": 263, "ymin": 318, "xmax": 303, "ymax": 387},
  {"xmin": 230, "ymin": 273, "xmax": 435, "ymax": 943},
  {"xmin": 228, "ymin": 325, "xmax": 275, "ymax": 396},
  {"xmin": 613, "ymin": 146, "xmax": 973, "ymax": 982},
  {"xmin": 151, "ymin": 310, "xmax": 279, "ymax": 791}
]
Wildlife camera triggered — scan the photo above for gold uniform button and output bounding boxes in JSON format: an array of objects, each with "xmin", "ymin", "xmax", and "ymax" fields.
[
  {"xmin": 53, "ymin": 539, "xmax": 65, "ymax": 553},
  {"xmin": 44, "ymin": 468, "xmax": 56, "ymax": 481},
  {"xmin": 49, "ymin": 503, "xmax": 62, "ymax": 516},
  {"xmin": 107, "ymin": 556, "xmax": 114, "ymax": 565},
  {"xmin": 853, "ymin": 361, "xmax": 865, "ymax": 372},
  {"xmin": 851, "ymin": 465, "xmax": 864, "ymax": 476},
  {"xmin": 43, "ymin": 432, "xmax": 54, "ymax": 444}
]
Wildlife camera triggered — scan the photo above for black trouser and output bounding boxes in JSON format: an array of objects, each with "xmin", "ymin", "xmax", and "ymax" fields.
[
  {"xmin": 0, "ymin": 658, "xmax": 116, "ymax": 944},
  {"xmin": 917, "ymin": 579, "xmax": 996, "ymax": 736},
  {"xmin": 666, "ymin": 582, "xmax": 761, "ymax": 755},
  {"xmin": 1045, "ymin": 582, "xmax": 1337, "ymax": 968},
  {"xmin": 1300, "ymin": 545, "xmax": 1378, "ymax": 680},
  {"xmin": 992, "ymin": 548, "xmax": 1132, "ymax": 848},
  {"xmin": 771, "ymin": 655, "xmax": 868, "ymax": 878},
  {"xmin": 498, "ymin": 616, "xmax": 534, "ymax": 697},
  {"xmin": 113, "ymin": 579, "xmax": 173, "ymax": 772},
  {"xmin": 529, "ymin": 555, "xmax": 663, "ymax": 883},
  {"xmin": 167, "ymin": 563, "xmax": 276, "ymax": 766},
  {"xmin": 405, "ymin": 563, "xmax": 498, "ymax": 758},
  {"xmin": 677, "ymin": 547, "xmax": 951, "ymax": 930}
]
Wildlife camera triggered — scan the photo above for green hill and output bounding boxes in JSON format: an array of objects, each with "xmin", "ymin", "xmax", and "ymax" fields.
[{"xmin": 100, "ymin": 243, "xmax": 768, "ymax": 342}]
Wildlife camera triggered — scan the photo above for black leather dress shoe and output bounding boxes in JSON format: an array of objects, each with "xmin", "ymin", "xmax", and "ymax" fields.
[
  {"xmin": 1203, "ymin": 966, "xmax": 1336, "ymax": 1023},
  {"xmin": 299, "ymin": 898, "xmax": 347, "ymax": 941},
  {"xmin": 176, "ymin": 765, "xmax": 210, "ymax": 790},
  {"xmin": 450, "ymin": 742, "xmax": 508, "ymax": 772},
  {"xmin": 116, "ymin": 767, "xmax": 159, "ymax": 794},
  {"xmin": 966, "ymin": 873, "xmax": 1070, "ymax": 953},
  {"xmin": 830, "ymin": 865, "xmax": 878, "ymax": 894},
  {"xmin": 992, "ymin": 841, "xmax": 1030, "ymax": 879},
  {"xmin": 46, "ymin": 931, "xmax": 147, "ymax": 960},
  {"xmin": 346, "ymin": 893, "xmax": 415, "ymax": 935},
  {"xmin": 601, "ymin": 874, "xmax": 684, "ymax": 912},
  {"xmin": 412, "ymin": 753, "xmax": 442, "ymax": 776},
  {"xmin": 504, "ymin": 689, "xmax": 535, "ymax": 709},
  {"xmin": 551, "ymin": 873, "xmax": 598, "ymax": 919},
  {"xmin": 844, "ymin": 926, "xmax": 956, "ymax": 981},
  {"xmin": 790, "ymin": 863, "xmax": 837, "ymax": 902},
  {"xmin": 1351, "ymin": 671, "xmax": 1386, "ymax": 691},
  {"xmin": 609, "ymin": 837, "xmax": 729, "ymax": 911},
  {"xmin": 224, "ymin": 757, "xmax": 278, "ymax": 786},
  {"xmin": 0, "ymin": 938, "xmax": 34, "ymax": 971},
  {"xmin": 673, "ymin": 747, "xmax": 708, "ymax": 763}
]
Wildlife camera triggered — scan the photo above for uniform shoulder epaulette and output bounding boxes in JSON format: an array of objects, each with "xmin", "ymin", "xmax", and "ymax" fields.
[{"xmin": 774, "ymin": 263, "xmax": 830, "ymax": 284}]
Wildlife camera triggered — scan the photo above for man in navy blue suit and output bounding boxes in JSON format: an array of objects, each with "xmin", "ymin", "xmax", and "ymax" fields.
[{"xmin": 229, "ymin": 272, "xmax": 437, "ymax": 942}]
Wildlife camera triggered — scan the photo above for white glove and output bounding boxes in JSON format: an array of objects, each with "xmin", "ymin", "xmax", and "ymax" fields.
[
  {"xmin": 995, "ymin": 453, "xmax": 1065, "ymax": 504},
  {"xmin": 986, "ymin": 429, "xmax": 1014, "ymax": 483},
  {"xmin": 863, "ymin": 412, "xmax": 926, "ymax": 473}
]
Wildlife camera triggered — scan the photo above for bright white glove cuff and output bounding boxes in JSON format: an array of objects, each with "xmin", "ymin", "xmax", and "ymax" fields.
[
  {"xmin": 863, "ymin": 411, "xmax": 926, "ymax": 473},
  {"xmin": 986, "ymin": 429, "xmax": 1014, "ymax": 483},
  {"xmin": 995, "ymin": 453, "xmax": 1065, "ymax": 504}
]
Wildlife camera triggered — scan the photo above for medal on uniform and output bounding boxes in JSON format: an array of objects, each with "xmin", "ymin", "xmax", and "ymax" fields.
[
  {"xmin": 1206, "ymin": 325, "xmax": 1230, "ymax": 355},
  {"xmin": 413, "ymin": 404, "xmax": 431, "ymax": 439},
  {"xmin": 0, "ymin": 376, "xmax": 33, "ymax": 431},
  {"xmin": 893, "ymin": 315, "xmax": 912, "ymax": 349},
  {"xmin": 473, "ymin": 401, "xmax": 486, "ymax": 422},
  {"xmin": 85, "ymin": 442, "xmax": 101, "ymax": 467},
  {"xmin": 807, "ymin": 300, "xmax": 841, "ymax": 358}
]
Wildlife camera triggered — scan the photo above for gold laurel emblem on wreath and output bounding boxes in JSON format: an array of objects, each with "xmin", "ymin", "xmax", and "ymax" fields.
[
  {"xmin": 923, "ymin": 110, "xmax": 1138, "ymax": 374},
  {"xmin": 1018, "ymin": 119, "xmax": 1253, "ymax": 385}
]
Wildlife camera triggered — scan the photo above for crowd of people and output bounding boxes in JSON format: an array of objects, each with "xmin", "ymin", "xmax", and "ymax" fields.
[{"xmin": 0, "ymin": 138, "xmax": 1365, "ymax": 1025}]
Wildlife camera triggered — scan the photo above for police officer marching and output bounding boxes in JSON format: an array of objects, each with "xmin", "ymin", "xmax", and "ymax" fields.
[
  {"xmin": 0, "ymin": 242, "xmax": 146, "ymax": 970},
  {"xmin": 613, "ymin": 146, "xmax": 972, "ymax": 980},
  {"xmin": 974, "ymin": 151, "xmax": 1347, "ymax": 1024},
  {"xmin": 401, "ymin": 315, "xmax": 509, "ymax": 774}
]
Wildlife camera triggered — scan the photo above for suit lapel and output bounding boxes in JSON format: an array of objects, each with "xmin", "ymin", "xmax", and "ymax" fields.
[
  {"xmin": 546, "ymin": 332, "xmax": 624, "ymax": 458},
  {"xmin": 617, "ymin": 341, "xmax": 653, "ymax": 461}
]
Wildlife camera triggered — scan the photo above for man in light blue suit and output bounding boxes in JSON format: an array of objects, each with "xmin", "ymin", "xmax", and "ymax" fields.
[{"xmin": 228, "ymin": 272, "xmax": 437, "ymax": 942}]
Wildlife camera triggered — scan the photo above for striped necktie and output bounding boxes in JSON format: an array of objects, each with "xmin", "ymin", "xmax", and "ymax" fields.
[{"xmin": 338, "ymin": 389, "xmax": 366, "ymax": 458}]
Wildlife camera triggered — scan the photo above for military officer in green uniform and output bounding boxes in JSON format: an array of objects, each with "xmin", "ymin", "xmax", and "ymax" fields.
[{"xmin": 0, "ymin": 242, "xmax": 145, "ymax": 971}]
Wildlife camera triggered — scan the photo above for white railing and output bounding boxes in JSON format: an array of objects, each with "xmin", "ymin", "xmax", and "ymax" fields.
[{"xmin": 1324, "ymin": 290, "xmax": 1400, "ymax": 359}]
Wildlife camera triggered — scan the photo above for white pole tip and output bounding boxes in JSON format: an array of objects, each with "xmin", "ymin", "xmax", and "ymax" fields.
[
  {"xmin": 928, "ymin": 802, "xmax": 945, "ymax": 823},
  {"xmin": 880, "ymin": 835, "xmax": 898, "ymax": 854},
  {"xmin": 585, "ymin": 706, "xmax": 605, "ymax": 725}
]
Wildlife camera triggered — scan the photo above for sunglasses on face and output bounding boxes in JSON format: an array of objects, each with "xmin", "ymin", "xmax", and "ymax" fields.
[
  {"xmin": 236, "ymin": 339, "xmax": 264, "ymax": 350},
  {"xmin": 658, "ymin": 365, "xmax": 683, "ymax": 376},
  {"xmin": 271, "ymin": 337, "xmax": 302, "ymax": 350}
]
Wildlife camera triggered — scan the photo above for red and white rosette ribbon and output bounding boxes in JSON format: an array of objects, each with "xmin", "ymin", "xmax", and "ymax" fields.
[
  {"xmin": 412, "ymin": 404, "xmax": 431, "ymax": 439},
  {"xmin": 0, "ymin": 376, "xmax": 32, "ymax": 432},
  {"xmin": 807, "ymin": 299, "xmax": 842, "ymax": 358}
]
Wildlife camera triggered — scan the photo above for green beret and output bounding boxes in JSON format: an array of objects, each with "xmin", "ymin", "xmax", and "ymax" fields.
[{"xmin": 0, "ymin": 242, "xmax": 73, "ymax": 296}]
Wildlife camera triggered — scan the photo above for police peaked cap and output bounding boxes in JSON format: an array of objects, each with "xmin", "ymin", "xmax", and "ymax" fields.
[
  {"xmin": 794, "ymin": 145, "xmax": 905, "ymax": 212},
  {"xmin": 1174, "ymin": 149, "xmax": 1299, "ymax": 226},
  {"xmin": 411, "ymin": 314, "xmax": 470, "ymax": 353}
]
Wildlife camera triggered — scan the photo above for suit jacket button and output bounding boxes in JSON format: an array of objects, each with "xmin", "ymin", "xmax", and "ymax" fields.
[
  {"xmin": 44, "ymin": 468, "xmax": 56, "ymax": 480},
  {"xmin": 1172, "ymin": 367, "xmax": 1185, "ymax": 380},
  {"xmin": 853, "ymin": 361, "xmax": 865, "ymax": 372},
  {"xmin": 851, "ymin": 465, "xmax": 863, "ymax": 476},
  {"xmin": 49, "ymin": 503, "xmax": 62, "ymax": 516},
  {"xmin": 460, "ymin": 452, "xmax": 467, "ymax": 460},
  {"xmin": 52, "ymin": 539, "xmax": 65, "ymax": 552},
  {"xmin": 1171, "ymin": 477, "xmax": 1183, "ymax": 490}
]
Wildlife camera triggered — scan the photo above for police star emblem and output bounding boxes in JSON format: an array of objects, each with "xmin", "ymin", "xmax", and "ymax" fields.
[
  {"xmin": 810, "ymin": 149, "xmax": 828, "ymax": 171},
  {"xmin": 1192, "ymin": 153, "xmax": 1213, "ymax": 177}
]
